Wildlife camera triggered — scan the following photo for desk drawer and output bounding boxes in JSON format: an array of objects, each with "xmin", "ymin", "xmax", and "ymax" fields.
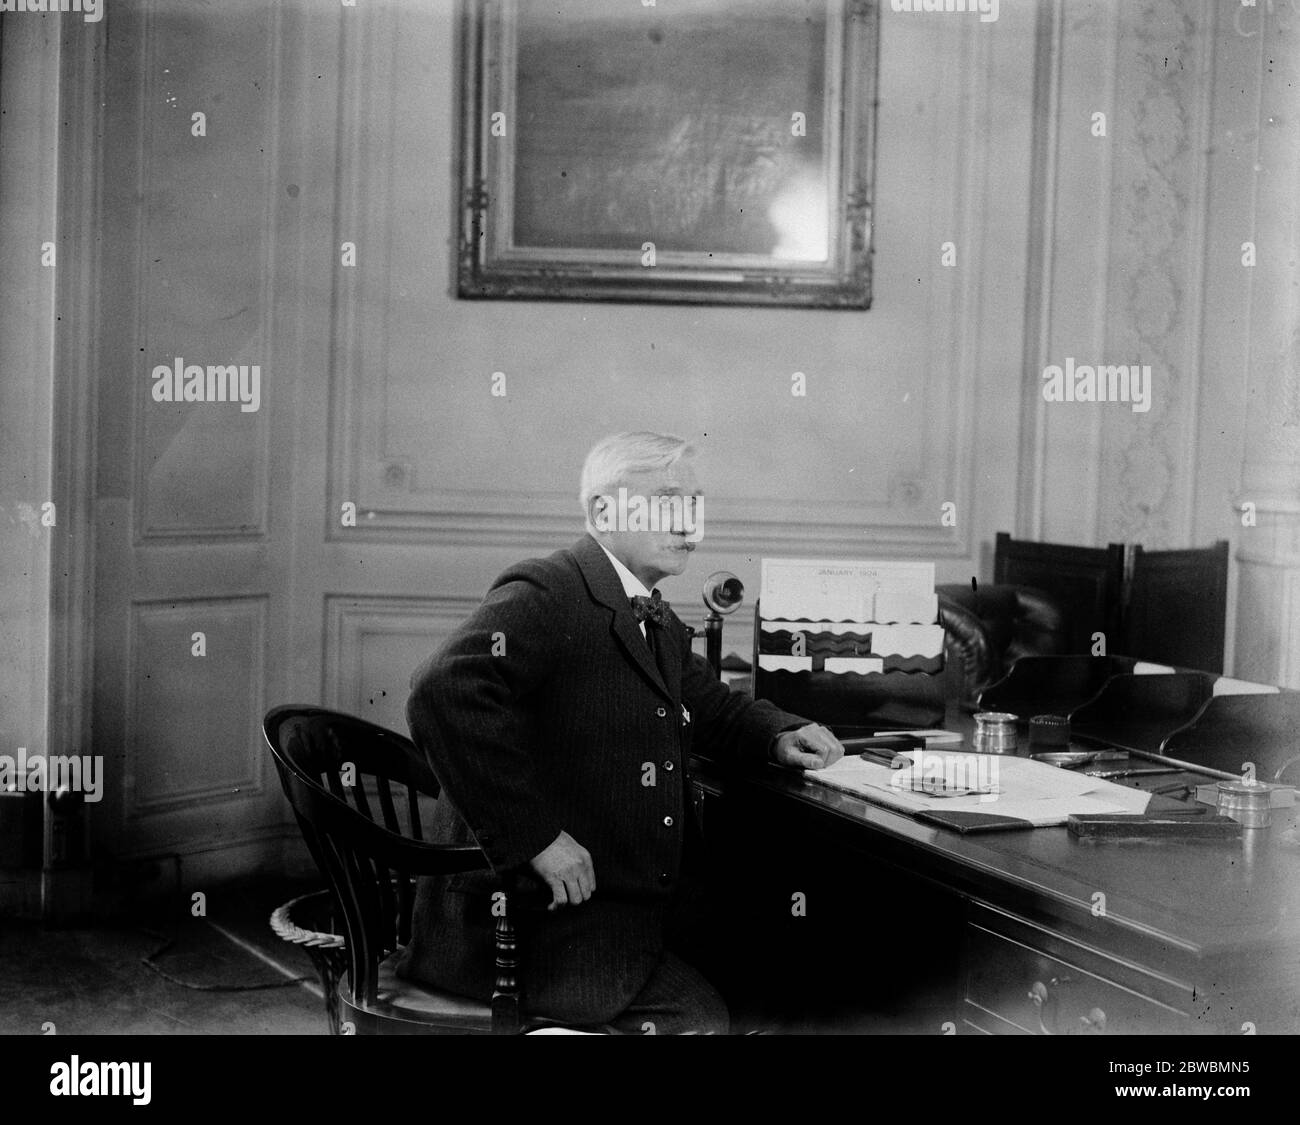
[{"xmin": 962, "ymin": 909, "xmax": 1190, "ymax": 1035}]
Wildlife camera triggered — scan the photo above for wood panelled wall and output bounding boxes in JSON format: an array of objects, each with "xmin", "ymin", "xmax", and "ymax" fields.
[{"xmin": 1, "ymin": 0, "xmax": 1288, "ymax": 887}]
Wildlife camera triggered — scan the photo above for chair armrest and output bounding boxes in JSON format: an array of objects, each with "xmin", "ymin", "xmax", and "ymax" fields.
[
  {"xmin": 1008, "ymin": 585, "xmax": 1067, "ymax": 662},
  {"xmin": 288, "ymin": 773, "xmax": 492, "ymax": 877},
  {"xmin": 362, "ymin": 828, "xmax": 490, "ymax": 878},
  {"xmin": 937, "ymin": 595, "xmax": 995, "ymax": 702}
]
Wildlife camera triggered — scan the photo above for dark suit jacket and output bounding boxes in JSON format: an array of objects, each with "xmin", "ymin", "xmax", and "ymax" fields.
[{"xmin": 397, "ymin": 534, "xmax": 808, "ymax": 1025}]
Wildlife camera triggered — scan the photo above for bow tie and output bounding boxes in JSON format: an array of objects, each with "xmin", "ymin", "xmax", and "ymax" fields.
[{"xmin": 630, "ymin": 590, "xmax": 671, "ymax": 627}]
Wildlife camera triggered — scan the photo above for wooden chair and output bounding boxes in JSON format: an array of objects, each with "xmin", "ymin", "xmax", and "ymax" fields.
[
  {"xmin": 1160, "ymin": 689, "xmax": 1300, "ymax": 781},
  {"xmin": 976, "ymin": 653, "xmax": 1139, "ymax": 718},
  {"xmin": 264, "ymin": 704, "xmax": 528, "ymax": 1034},
  {"xmin": 269, "ymin": 889, "xmax": 348, "ymax": 1034},
  {"xmin": 936, "ymin": 583, "xmax": 1066, "ymax": 703},
  {"xmin": 1123, "ymin": 540, "xmax": 1229, "ymax": 673},
  {"xmin": 1068, "ymin": 671, "xmax": 1218, "ymax": 753},
  {"xmin": 993, "ymin": 532, "xmax": 1125, "ymax": 656}
]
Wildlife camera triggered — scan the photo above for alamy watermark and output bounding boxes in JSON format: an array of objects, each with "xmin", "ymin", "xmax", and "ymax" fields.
[
  {"xmin": 890, "ymin": 0, "xmax": 999, "ymax": 23},
  {"xmin": 591, "ymin": 488, "xmax": 704, "ymax": 543},
  {"xmin": 151, "ymin": 357, "xmax": 261, "ymax": 413},
  {"xmin": 50, "ymin": 1057, "xmax": 151, "ymax": 1105},
  {"xmin": 1041, "ymin": 358, "xmax": 1152, "ymax": 413},
  {"xmin": 889, "ymin": 750, "xmax": 1001, "ymax": 803},
  {"xmin": 0, "ymin": 748, "xmax": 103, "ymax": 803},
  {"xmin": 0, "ymin": 0, "xmax": 102, "ymax": 22}
]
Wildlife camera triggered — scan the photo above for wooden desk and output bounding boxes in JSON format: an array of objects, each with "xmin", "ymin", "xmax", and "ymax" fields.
[{"xmin": 689, "ymin": 712, "xmax": 1300, "ymax": 1035}]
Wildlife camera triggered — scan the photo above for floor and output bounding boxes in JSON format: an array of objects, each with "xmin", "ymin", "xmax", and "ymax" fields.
[
  {"xmin": 0, "ymin": 874, "xmax": 947, "ymax": 1035},
  {"xmin": 0, "ymin": 876, "xmax": 330, "ymax": 1035}
]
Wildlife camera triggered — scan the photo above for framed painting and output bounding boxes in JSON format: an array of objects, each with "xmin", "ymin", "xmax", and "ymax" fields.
[{"xmin": 457, "ymin": 0, "xmax": 880, "ymax": 308}]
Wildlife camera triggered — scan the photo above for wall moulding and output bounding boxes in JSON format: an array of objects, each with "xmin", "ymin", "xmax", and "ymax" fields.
[
  {"xmin": 124, "ymin": 594, "xmax": 268, "ymax": 818},
  {"xmin": 131, "ymin": 0, "xmax": 279, "ymax": 544},
  {"xmin": 326, "ymin": 1, "xmax": 991, "ymax": 563},
  {"xmin": 323, "ymin": 594, "xmax": 482, "ymax": 711}
]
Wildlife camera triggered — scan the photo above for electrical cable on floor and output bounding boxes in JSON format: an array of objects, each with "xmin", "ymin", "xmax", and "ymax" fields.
[{"xmin": 138, "ymin": 926, "xmax": 313, "ymax": 991}]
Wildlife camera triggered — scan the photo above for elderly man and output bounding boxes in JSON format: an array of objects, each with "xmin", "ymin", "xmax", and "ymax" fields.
[{"xmin": 399, "ymin": 432, "xmax": 842, "ymax": 1033}]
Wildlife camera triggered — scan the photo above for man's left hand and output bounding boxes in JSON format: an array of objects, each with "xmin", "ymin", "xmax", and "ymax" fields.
[{"xmin": 771, "ymin": 724, "xmax": 844, "ymax": 770}]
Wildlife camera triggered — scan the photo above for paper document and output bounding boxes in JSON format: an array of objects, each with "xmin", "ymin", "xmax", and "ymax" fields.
[
  {"xmin": 804, "ymin": 750, "xmax": 1152, "ymax": 825},
  {"xmin": 760, "ymin": 558, "xmax": 935, "ymax": 622}
]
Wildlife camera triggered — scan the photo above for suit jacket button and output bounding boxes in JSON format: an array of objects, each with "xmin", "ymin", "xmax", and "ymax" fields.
[
  {"xmin": 659, "ymin": 872, "xmax": 671, "ymax": 886},
  {"xmin": 656, "ymin": 706, "xmax": 667, "ymax": 717},
  {"xmin": 664, "ymin": 760, "xmax": 674, "ymax": 771},
  {"xmin": 663, "ymin": 815, "xmax": 674, "ymax": 827}
]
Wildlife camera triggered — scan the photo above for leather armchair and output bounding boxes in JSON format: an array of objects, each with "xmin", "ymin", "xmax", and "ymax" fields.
[{"xmin": 937, "ymin": 583, "xmax": 1066, "ymax": 703}]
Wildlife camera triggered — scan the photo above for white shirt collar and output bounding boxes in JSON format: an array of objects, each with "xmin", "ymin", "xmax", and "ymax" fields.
[{"xmin": 596, "ymin": 541, "xmax": 653, "ymax": 600}]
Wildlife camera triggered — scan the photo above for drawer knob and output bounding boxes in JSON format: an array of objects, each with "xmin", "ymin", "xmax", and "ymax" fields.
[
  {"xmin": 1027, "ymin": 976, "xmax": 1073, "ymax": 1035},
  {"xmin": 1027, "ymin": 980, "xmax": 1054, "ymax": 1035},
  {"xmin": 1080, "ymin": 1007, "xmax": 1107, "ymax": 1034}
]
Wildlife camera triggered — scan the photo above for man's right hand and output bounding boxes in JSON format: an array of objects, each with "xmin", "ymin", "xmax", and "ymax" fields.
[{"xmin": 528, "ymin": 830, "xmax": 596, "ymax": 911}]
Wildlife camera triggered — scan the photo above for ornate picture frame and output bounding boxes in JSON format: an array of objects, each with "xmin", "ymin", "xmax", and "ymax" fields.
[{"xmin": 457, "ymin": 0, "xmax": 880, "ymax": 308}]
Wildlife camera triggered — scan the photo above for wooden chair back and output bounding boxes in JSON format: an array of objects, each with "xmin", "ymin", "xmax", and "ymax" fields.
[
  {"xmin": 993, "ymin": 532, "xmax": 1125, "ymax": 655},
  {"xmin": 1124, "ymin": 540, "xmax": 1229, "ymax": 673},
  {"xmin": 263, "ymin": 706, "xmax": 496, "ymax": 1016}
]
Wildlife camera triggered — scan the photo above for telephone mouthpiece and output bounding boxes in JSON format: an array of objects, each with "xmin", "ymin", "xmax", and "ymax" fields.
[{"xmin": 703, "ymin": 571, "xmax": 744, "ymax": 614}]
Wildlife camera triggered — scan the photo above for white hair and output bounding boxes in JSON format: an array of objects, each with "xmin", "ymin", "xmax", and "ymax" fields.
[{"xmin": 579, "ymin": 431, "xmax": 694, "ymax": 532}]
